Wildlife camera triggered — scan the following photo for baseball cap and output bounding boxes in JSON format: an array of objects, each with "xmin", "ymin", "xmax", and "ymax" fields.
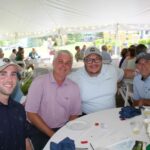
[
  {"xmin": 84, "ymin": 46, "xmax": 101, "ymax": 58},
  {"xmin": 0, "ymin": 58, "xmax": 22, "ymax": 72},
  {"xmin": 135, "ymin": 52, "xmax": 150, "ymax": 63}
]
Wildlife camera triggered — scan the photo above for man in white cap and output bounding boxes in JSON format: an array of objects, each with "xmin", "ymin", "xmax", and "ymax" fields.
[
  {"xmin": 0, "ymin": 58, "xmax": 31, "ymax": 150},
  {"xmin": 69, "ymin": 46, "xmax": 134, "ymax": 114},
  {"xmin": 133, "ymin": 52, "xmax": 150, "ymax": 106}
]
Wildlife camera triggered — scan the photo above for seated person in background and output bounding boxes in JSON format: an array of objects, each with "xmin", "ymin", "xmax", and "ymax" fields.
[
  {"xmin": 0, "ymin": 58, "xmax": 31, "ymax": 149},
  {"xmin": 69, "ymin": 46, "xmax": 134, "ymax": 114},
  {"xmin": 9, "ymin": 48, "xmax": 17, "ymax": 62},
  {"xmin": 80, "ymin": 44, "xmax": 86, "ymax": 56},
  {"xmin": 16, "ymin": 47, "xmax": 24, "ymax": 66},
  {"xmin": 16, "ymin": 47, "xmax": 34, "ymax": 70},
  {"xmin": 101, "ymin": 45, "xmax": 112, "ymax": 63},
  {"xmin": 25, "ymin": 50, "xmax": 81, "ymax": 150},
  {"xmin": 119, "ymin": 48, "xmax": 128, "ymax": 68},
  {"xmin": 29, "ymin": 48, "xmax": 40, "ymax": 59},
  {"xmin": 75, "ymin": 46, "xmax": 83, "ymax": 62},
  {"xmin": 125, "ymin": 47, "xmax": 136, "ymax": 70},
  {"xmin": 133, "ymin": 53, "xmax": 150, "ymax": 106}
]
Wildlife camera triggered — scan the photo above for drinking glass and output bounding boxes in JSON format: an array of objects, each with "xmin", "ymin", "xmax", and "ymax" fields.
[{"xmin": 130, "ymin": 121, "xmax": 142, "ymax": 135}]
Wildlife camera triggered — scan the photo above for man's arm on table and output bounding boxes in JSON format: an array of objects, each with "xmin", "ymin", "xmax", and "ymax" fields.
[
  {"xmin": 27, "ymin": 112, "xmax": 54, "ymax": 137},
  {"xmin": 133, "ymin": 99, "xmax": 150, "ymax": 106},
  {"xmin": 25, "ymin": 138, "xmax": 33, "ymax": 150}
]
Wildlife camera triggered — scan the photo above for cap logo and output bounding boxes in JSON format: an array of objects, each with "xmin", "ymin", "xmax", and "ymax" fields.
[{"xmin": 90, "ymin": 48, "xmax": 96, "ymax": 52}]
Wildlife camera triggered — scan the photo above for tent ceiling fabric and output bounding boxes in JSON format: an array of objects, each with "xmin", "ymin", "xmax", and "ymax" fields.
[{"xmin": 0, "ymin": 0, "xmax": 150, "ymax": 38}]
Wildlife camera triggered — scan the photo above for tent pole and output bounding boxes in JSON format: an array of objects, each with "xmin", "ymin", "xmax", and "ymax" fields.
[{"xmin": 114, "ymin": 23, "xmax": 119, "ymax": 56}]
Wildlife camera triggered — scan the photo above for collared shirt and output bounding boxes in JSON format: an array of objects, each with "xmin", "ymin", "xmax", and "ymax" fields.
[
  {"xmin": 0, "ymin": 98, "xmax": 26, "ymax": 150},
  {"xmin": 25, "ymin": 73, "xmax": 81, "ymax": 128},
  {"xmin": 69, "ymin": 64, "xmax": 124, "ymax": 114},
  {"xmin": 133, "ymin": 74, "xmax": 150, "ymax": 100}
]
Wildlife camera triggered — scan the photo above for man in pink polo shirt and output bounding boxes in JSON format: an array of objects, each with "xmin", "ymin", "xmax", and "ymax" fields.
[{"xmin": 25, "ymin": 50, "xmax": 81, "ymax": 150}]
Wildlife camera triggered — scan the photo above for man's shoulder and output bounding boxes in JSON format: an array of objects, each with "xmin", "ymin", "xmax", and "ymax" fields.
[
  {"xmin": 8, "ymin": 99, "xmax": 24, "ymax": 110},
  {"xmin": 102, "ymin": 64, "xmax": 124, "ymax": 79},
  {"xmin": 66, "ymin": 77, "xmax": 80, "ymax": 87},
  {"xmin": 134, "ymin": 74, "xmax": 150, "ymax": 82},
  {"xmin": 103, "ymin": 64, "xmax": 117, "ymax": 71},
  {"xmin": 134, "ymin": 74, "xmax": 141, "ymax": 80},
  {"xmin": 133, "ymin": 74, "xmax": 142, "ymax": 84},
  {"xmin": 68, "ymin": 68, "xmax": 84, "ymax": 79}
]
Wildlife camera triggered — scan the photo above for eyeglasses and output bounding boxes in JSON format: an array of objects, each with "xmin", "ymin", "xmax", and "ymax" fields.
[{"xmin": 84, "ymin": 57, "xmax": 101, "ymax": 64}]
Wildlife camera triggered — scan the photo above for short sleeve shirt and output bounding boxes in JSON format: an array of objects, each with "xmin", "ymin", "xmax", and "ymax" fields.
[
  {"xmin": 25, "ymin": 73, "xmax": 81, "ymax": 128},
  {"xmin": 69, "ymin": 64, "xmax": 124, "ymax": 114},
  {"xmin": 133, "ymin": 75, "xmax": 150, "ymax": 100}
]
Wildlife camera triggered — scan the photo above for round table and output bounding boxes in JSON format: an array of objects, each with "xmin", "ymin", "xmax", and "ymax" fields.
[{"xmin": 43, "ymin": 108, "xmax": 149, "ymax": 150}]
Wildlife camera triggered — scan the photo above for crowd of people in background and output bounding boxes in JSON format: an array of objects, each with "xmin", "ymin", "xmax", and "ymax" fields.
[
  {"xmin": 0, "ymin": 43, "xmax": 150, "ymax": 149},
  {"xmin": 119, "ymin": 44, "xmax": 147, "ymax": 70},
  {"xmin": 29, "ymin": 48, "xmax": 40, "ymax": 60},
  {"xmin": 74, "ymin": 44, "xmax": 113, "ymax": 63}
]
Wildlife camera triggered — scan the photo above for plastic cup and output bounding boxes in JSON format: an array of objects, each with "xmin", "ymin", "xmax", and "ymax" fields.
[
  {"xmin": 143, "ymin": 109, "xmax": 150, "ymax": 119},
  {"xmin": 130, "ymin": 121, "xmax": 142, "ymax": 135}
]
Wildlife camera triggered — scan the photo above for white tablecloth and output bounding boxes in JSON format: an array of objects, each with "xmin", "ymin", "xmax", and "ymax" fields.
[{"xmin": 43, "ymin": 108, "xmax": 149, "ymax": 150}]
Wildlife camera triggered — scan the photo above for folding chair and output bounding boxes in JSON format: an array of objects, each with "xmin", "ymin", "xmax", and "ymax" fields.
[{"xmin": 118, "ymin": 79, "xmax": 133, "ymax": 106}]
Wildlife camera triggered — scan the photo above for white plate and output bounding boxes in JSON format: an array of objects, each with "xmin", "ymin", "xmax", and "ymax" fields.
[{"xmin": 66, "ymin": 120, "xmax": 90, "ymax": 130}]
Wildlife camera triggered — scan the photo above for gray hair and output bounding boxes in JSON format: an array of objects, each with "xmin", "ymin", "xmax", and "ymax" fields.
[
  {"xmin": 0, "ymin": 48, "xmax": 3, "ymax": 53},
  {"xmin": 53, "ymin": 50, "xmax": 73, "ymax": 62}
]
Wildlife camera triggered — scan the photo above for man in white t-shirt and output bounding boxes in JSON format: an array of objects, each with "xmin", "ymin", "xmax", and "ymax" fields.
[{"xmin": 69, "ymin": 46, "xmax": 134, "ymax": 114}]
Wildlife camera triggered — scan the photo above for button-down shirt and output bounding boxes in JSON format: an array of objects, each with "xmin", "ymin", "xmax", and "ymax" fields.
[
  {"xmin": 25, "ymin": 73, "xmax": 81, "ymax": 128},
  {"xmin": 133, "ymin": 75, "xmax": 150, "ymax": 100}
]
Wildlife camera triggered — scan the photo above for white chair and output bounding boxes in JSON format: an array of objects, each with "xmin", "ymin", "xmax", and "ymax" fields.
[
  {"xmin": 15, "ymin": 60, "xmax": 27, "ymax": 78},
  {"xmin": 118, "ymin": 79, "xmax": 133, "ymax": 106},
  {"xmin": 15, "ymin": 60, "xmax": 33, "ymax": 86}
]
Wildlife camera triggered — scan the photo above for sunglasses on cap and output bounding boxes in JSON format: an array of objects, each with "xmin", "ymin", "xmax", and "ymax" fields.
[{"xmin": 3, "ymin": 58, "xmax": 10, "ymax": 63}]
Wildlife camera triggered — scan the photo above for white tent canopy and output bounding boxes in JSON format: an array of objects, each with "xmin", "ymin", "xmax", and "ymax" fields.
[{"xmin": 1, "ymin": 0, "xmax": 150, "ymax": 39}]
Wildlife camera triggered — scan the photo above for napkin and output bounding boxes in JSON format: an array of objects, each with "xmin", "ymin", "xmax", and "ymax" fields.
[
  {"xmin": 50, "ymin": 137, "xmax": 75, "ymax": 150},
  {"xmin": 119, "ymin": 106, "xmax": 141, "ymax": 120}
]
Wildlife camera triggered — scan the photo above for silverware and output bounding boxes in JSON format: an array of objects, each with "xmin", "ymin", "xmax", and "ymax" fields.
[{"xmin": 90, "ymin": 143, "xmax": 95, "ymax": 150}]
